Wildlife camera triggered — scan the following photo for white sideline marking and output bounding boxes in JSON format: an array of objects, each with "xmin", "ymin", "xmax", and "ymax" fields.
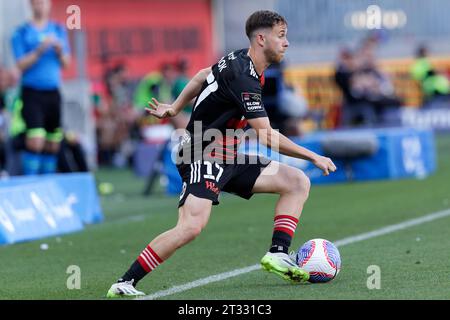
[{"xmin": 137, "ymin": 208, "xmax": 450, "ymax": 300}]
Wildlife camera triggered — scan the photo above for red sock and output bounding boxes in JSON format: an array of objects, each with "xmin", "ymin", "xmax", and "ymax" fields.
[
  {"xmin": 273, "ymin": 215, "xmax": 299, "ymax": 237},
  {"xmin": 270, "ymin": 215, "xmax": 299, "ymax": 253},
  {"xmin": 137, "ymin": 245, "xmax": 163, "ymax": 273},
  {"xmin": 121, "ymin": 245, "xmax": 164, "ymax": 285}
]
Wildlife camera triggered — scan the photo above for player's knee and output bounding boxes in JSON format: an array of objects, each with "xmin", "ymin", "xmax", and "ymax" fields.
[
  {"xmin": 186, "ymin": 224, "xmax": 203, "ymax": 240},
  {"xmin": 175, "ymin": 193, "xmax": 211, "ymax": 246},
  {"xmin": 45, "ymin": 141, "xmax": 60, "ymax": 154},
  {"xmin": 176, "ymin": 207, "xmax": 208, "ymax": 245},
  {"xmin": 26, "ymin": 138, "xmax": 45, "ymax": 152},
  {"xmin": 289, "ymin": 170, "xmax": 310, "ymax": 198},
  {"xmin": 178, "ymin": 224, "xmax": 203, "ymax": 245}
]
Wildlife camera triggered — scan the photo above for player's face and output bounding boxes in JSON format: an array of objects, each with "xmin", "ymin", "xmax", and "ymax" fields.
[
  {"xmin": 264, "ymin": 23, "xmax": 289, "ymax": 64},
  {"xmin": 30, "ymin": 0, "xmax": 51, "ymax": 18}
]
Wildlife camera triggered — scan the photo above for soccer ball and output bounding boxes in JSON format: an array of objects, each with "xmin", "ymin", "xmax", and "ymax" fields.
[{"xmin": 295, "ymin": 238, "xmax": 341, "ymax": 283}]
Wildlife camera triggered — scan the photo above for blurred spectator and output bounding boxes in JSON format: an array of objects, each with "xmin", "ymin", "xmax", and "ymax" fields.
[
  {"xmin": 334, "ymin": 47, "xmax": 377, "ymax": 127},
  {"xmin": 263, "ymin": 62, "xmax": 307, "ymax": 135},
  {"xmin": 104, "ymin": 63, "xmax": 130, "ymax": 109},
  {"xmin": 335, "ymin": 39, "xmax": 401, "ymax": 128},
  {"xmin": 170, "ymin": 58, "xmax": 194, "ymax": 130},
  {"xmin": 0, "ymin": 64, "xmax": 19, "ymax": 175},
  {"xmin": 354, "ymin": 38, "xmax": 402, "ymax": 123},
  {"xmin": 278, "ymin": 83, "xmax": 308, "ymax": 135},
  {"xmin": 96, "ymin": 62, "xmax": 134, "ymax": 166},
  {"xmin": 57, "ymin": 131, "xmax": 89, "ymax": 173},
  {"xmin": 334, "ymin": 48, "xmax": 357, "ymax": 106},
  {"xmin": 10, "ymin": 0, "xmax": 70, "ymax": 175},
  {"xmin": 171, "ymin": 58, "xmax": 192, "ymax": 113},
  {"xmin": 410, "ymin": 44, "xmax": 450, "ymax": 107},
  {"xmin": 0, "ymin": 64, "xmax": 18, "ymax": 107},
  {"xmin": 134, "ymin": 63, "xmax": 176, "ymax": 112},
  {"xmin": 133, "ymin": 63, "xmax": 176, "ymax": 142}
]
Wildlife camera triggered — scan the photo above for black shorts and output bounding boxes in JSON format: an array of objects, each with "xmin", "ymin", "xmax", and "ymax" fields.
[
  {"xmin": 21, "ymin": 86, "xmax": 61, "ymax": 138},
  {"xmin": 177, "ymin": 154, "xmax": 271, "ymax": 207}
]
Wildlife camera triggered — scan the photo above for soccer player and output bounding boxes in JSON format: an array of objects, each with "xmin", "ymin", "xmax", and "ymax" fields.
[
  {"xmin": 11, "ymin": 0, "xmax": 70, "ymax": 175},
  {"xmin": 107, "ymin": 10, "xmax": 336, "ymax": 298}
]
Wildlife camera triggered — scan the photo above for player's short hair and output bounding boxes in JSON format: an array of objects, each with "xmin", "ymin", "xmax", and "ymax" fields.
[{"xmin": 245, "ymin": 10, "xmax": 287, "ymax": 40}]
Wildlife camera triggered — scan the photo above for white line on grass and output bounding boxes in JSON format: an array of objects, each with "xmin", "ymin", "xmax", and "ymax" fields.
[{"xmin": 137, "ymin": 208, "xmax": 450, "ymax": 300}]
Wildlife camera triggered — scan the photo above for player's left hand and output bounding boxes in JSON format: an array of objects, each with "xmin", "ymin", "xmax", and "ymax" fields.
[
  {"xmin": 312, "ymin": 155, "xmax": 337, "ymax": 176},
  {"xmin": 53, "ymin": 41, "xmax": 63, "ymax": 55},
  {"xmin": 145, "ymin": 98, "xmax": 177, "ymax": 119}
]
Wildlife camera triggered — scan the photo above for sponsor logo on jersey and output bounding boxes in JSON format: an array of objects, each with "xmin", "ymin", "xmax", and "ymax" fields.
[
  {"xmin": 241, "ymin": 92, "xmax": 263, "ymax": 112},
  {"xmin": 205, "ymin": 181, "xmax": 220, "ymax": 195}
]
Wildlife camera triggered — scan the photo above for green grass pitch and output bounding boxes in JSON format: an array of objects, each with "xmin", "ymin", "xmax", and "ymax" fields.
[{"xmin": 0, "ymin": 134, "xmax": 449, "ymax": 300}]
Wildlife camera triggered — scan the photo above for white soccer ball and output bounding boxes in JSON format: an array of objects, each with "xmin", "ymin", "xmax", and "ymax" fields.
[{"xmin": 295, "ymin": 238, "xmax": 341, "ymax": 283}]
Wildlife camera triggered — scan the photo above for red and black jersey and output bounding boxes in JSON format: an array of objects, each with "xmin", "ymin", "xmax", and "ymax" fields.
[{"xmin": 179, "ymin": 49, "xmax": 267, "ymax": 163}]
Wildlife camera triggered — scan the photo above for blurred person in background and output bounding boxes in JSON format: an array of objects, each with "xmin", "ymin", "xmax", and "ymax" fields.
[
  {"xmin": 334, "ymin": 47, "xmax": 377, "ymax": 127},
  {"xmin": 0, "ymin": 64, "xmax": 19, "ymax": 175},
  {"xmin": 97, "ymin": 61, "xmax": 134, "ymax": 167},
  {"xmin": 263, "ymin": 62, "xmax": 307, "ymax": 136},
  {"xmin": 170, "ymin": 58, "xmax": 192, "ymax": 130},
  {"xmin": 411, "ymin": 44, "xmax": 450, "ymax": 108},
  {"xmin": 171, "ymin": 58, "xmax": 192, "ymax": 114},
  {"xmin": 104, "ymin": 62, "xmax": 131, "ymax": 112},
  {"xmin": 57, "ymin": 131, "xmax": 89, "ymax": 173},
  {"xmin": 90, "ymin": 80, "xmax": 110, "ymax": 165},
  {"xmin": 11, "ymin": 0, "xmax": 70, "ymax": 175},
  {"xmin": 353, "ymin": 37, "xmax": 402, "ymax": 124},
  {"xmin": 134, "ymin": 62, "xmax": 175, "ymax": 115},
  {"xmin": 133, "ymin": 63, "xmax": 175, "ymax": 142},
  {"xmin": 278, "ymin": 82, "xmax": 308, "ymax": 136},
  {"xmin": 133, "ymin": 62, "xmax": 188, "ymax": 142},
  {"xmin": 335, "ymin": 37, "xmax": 401, "ymax": 128}
]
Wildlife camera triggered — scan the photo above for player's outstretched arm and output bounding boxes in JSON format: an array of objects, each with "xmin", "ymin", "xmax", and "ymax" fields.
[
  {"xmin": 248, "ymin": 117, "xmax": 337, "ymax": 176},
  {"xmin": 146, "ymin": 67, "xmax": 211, "ymax": 119}
]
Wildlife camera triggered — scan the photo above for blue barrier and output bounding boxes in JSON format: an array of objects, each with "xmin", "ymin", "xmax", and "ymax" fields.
[
  {"xmin": 292, "ymin": 127, "xmax": 436, "ymax": 182},
  {"xmin": 162, "ymin": 142, "xmax": 183, "ymax": 195},
  {"xmin": 400, "ymin": 107, "xmax": 450, "ymax": 132},
  {"xmin": 0, "ymin": 172, "xmax": 103, "ymax": 224},
  {"xmin": 51, "ymin": 173, "xmax": 104, "ymax": 224},
  {"xmin": 0, "ymin": 180, "xmax": 84, "ymax": 245},
  {"xmin": 162, "ymin": 127, "xmax": 436, "ymax": 195}
]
